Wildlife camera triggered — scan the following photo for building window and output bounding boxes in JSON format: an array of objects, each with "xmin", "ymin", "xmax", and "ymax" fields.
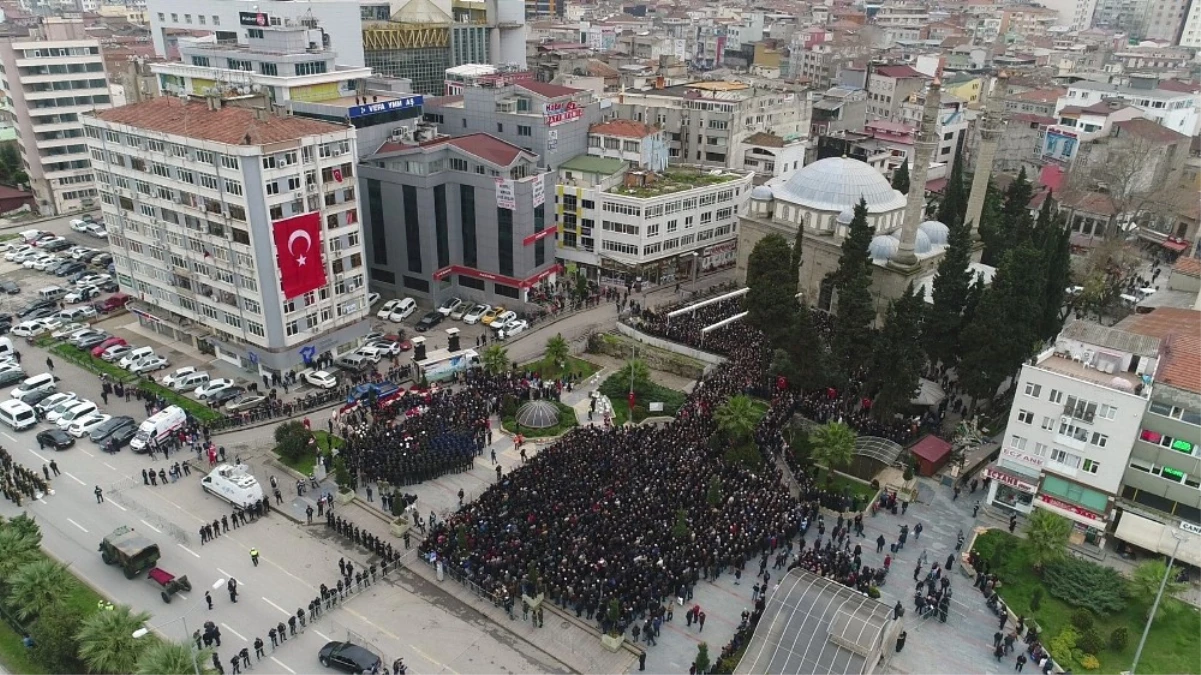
[
  {"xmin": 366, "ymin": 179, "xmax": 387, "ymax": 266},
  {"xmin": 191, "ymin": 56, "xmax": 210, "ymax": 67},
  {"xmin": 247, "ymin": 28, "xmax": 264, "ymax": 38},
  {"xmin": 1024, "ymin": 382, "xmax": 1042, "ymax": 398},
  {"xmin": 494, "ymin": 283, "xmax": 519, "ymax": 299},
  {"xmin": 497, "ymin": 207, "xmax": 513, "ymax": 277},
  {"xmin": 1082, "ymin": 459, "xmax": 1100, "ymax": 474},
  {"xmin": 295, "ymin": 61, "xmax": 328, "ymax": 76},
  {"xmin": 534, "ymin": 204, "xmax": 546, "ymax": 267},
  {"xmin": 1017, "ymin": 409, "xmax": 1034, "ymax": 424},
  {"xmin": 459, "ymin": 275, "xmax": 484, "ymax": 290},
  {"xmin": 518, "ymin": 125, "xmax": 532, "ymax": 137},
  {"xmin": 260, "ymin": 63, "xmax": 278, "ymax": 76},
  {"xmin": 1010, "ymin": 435, "xmax": 1028, "ymax": 451},
  {"xmin": 460, "ymin": 185, "xmax": 477, "ymax": 268},
  {"xmin": 1049, "ymin": 388, "xmax": 1063, "ymax": 403},
  {"xmin": 434, "ymin": 184, "xmax": 449, "ymax": 269},
  {"xmin": 402, "ymin": 185, "xmax": 422, "ymax": 274},
  {"xmin": 228, "ymin": 59, "xmax": 253, "ymax": 71}
]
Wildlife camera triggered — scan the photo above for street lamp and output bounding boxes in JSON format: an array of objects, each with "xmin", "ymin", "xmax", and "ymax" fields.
[
  {"xmin": 1130, "ymin": 533, "xmax": 1186, "ymax": 675},
  {"xmin": 133, "ymin": 578, "xmax": 226, "ymax": 675}
]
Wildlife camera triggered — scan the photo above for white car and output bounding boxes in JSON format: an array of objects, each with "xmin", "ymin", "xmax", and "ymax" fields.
[
  {"xmin": 69, "ymin": 219, "xmax": 91, "ymax": 233},
  {"xmin": 4, "ymin": 245, "xmax": 34, "ymax": 262},
  {"xmin": 489, "ymin": 310, "xmax": 518, "ymax": 330},
  {"xmin": 46, "ymin": 397, "xmax": 91, "ymax": 423},
  {"xmin": 37, "ymin": 392, "xmax": 77, "ymax": 416},
  {"xmin": 11, "ymin": 320, "xmax": 52, "ymax": 338},
  {"xmin": 36, "ymin": 236, "xmax": 67, "ymax": 249},
  {"xmin": 376, "ymin": 299, "xmax": 403, "ymax": 319},
  {"xmin": 130, "ymin": 355, "xmax": 169, "ymax": 373},
  {"xmin": 99, "ymin": 344, "xmax": 133, "ymax": 362},
  {"xmin": 194, "ymin": 378, "xmax": 235, "ymax": 400},
  {"xmin": 437, "ymin": 297, "xmax": 463, "ymax": 316},
  {"xmin": 367, "ymin": 292, "xmax": 381, "ymax": 307},
  {"xmin": 51, "ymin": 322, "xmax": 87, "ymax": 340},
  {"xmin": 360, "ymin": 340, "xmax": 401, "ymax": 358},
  {"xmin": 64, "ymin": 287, "xmax": 100, "ymax": 304},
  {"xmin": 463, "ymin": 304, "xmax": 490, "ymax": 325},
  {"xmin": 302, "ymin": 370, "xmax": 337, "ymax": 389},
  {"xmin": 56, "ymin": 401, "xmax": 99, "ymax": 429},
  {"xmin": 67, "ymin": 329, "xmax": 106, "ymax": 346},
  {"xmin": 23, "ymin": 254, "xmax": 56, "ymax": 270},
  {"xmin": 34, "ymin": 255, "xmax": 63, "ymax": 271},
  {"xmin": 70, "ymin": 247, "xmax": 96, "ymax": 260},
  {"xmin": 75, "ymin": 273, "xmax": 111, "ymax": 288},
  {"xmin": 68, "ymin": 413, "xmax": 111, "ymax": 438},
  {"xmin": 86, "ymin": 223, "xmax": 108, "ymax": 238},
  {"xmin": 352, "ymin": 346, "xmax": 382, "ymax": 364},
  {"xmin": 160, "ymin": 366, "xmax": 198, "ymax": 388},
  {"xmin": 497, "ymin": 319, "xmax": 529, "ymax": 339}
]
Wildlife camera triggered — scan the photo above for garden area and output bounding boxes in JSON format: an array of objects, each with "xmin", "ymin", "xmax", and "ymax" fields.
[
  {"xmin": 972, "ymin": 518, "xmax": 1200, "ymax": 675},
  {"xmin": 598, "ymin": 359, "xmax": 687, "ymax": 425},
  {"xmin": 273, "ymin": 422, "xmax": 344, "ymax": 476},
  {"xmin": 499, "ymin": 400, "xmax": 579, "ymax": 438},
  {"xmin": 520, "ymin": 335, "xmax": 600, "ymax": 382},
  {"xmin": 788, "ymin": 423, "xmax": 879, "ymax": 504}
]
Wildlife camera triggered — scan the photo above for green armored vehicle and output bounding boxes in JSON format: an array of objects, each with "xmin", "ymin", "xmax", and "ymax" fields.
[{"xmin": 98, "ymin": 526, "xmax": 161, "ymax": 579}]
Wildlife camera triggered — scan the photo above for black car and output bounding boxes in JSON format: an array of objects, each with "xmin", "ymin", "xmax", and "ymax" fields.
[
  {"xmin": 19, "ymin": 389, "xmax": 55, "ymax": 407},
  {"xmin": 41, "ymin": 239, "xmax": 72, "ymax": 252},
  {"xmin": 0, "ymin": 369, "xmax": 22, "ymax": 386},
  {"xmin": 105, "ymin": 424, "xmax": 136, "ymax": 451},
  {"xmin": 91, "ymin": 253, "xmax": 113, "ymax": 267},
  {"xmin": 17, "ymin": 300, "xmax": 55, "ymax": 318},
  {"xmin": 415, "ymin": 310, "xmax": 444, "ymax": 332},
  {"xmin": 90, "ymin": 416, "xmax": 135, "ymax": 443},
  {"xmin": 77, "ymin": 251, "xmax": 103, "ymax": 264},
  {"xmin": 317, "ymin": 642, "xmax": 380, "ymax": 674},
  {"xmin": 208, "ymin": 386, "xmax": 245, "ymax": 407},
  {"xmin": 25, "ymin": 306, "xmax": 57, "ymax": 320},
  {"xmin": 0, "ymin": 280, "xmax": 18, "ymax": 294},
  {"xmin": 55, "ymin": 261, "xmax": 85, "ymax": 277},
  {"xmin": 36, "ymin": 428, "xmax": 74, "ymax": 451}
]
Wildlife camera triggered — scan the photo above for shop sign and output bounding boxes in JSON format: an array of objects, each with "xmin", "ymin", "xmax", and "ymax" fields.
[
  {"xmin": 1002, "ymin": 447, "xmax": 1045, "ymax": 467},
  {"xmin": 544, "ymin": 101, "xmax": 582, "ymax": 126},
  {"xmin": 238, "ymin": 11, "xmax": 270, "ymax": 26},
  {"xmin": 1039, "ymin": 494, "xmax": 1104, "ymax": 522},
  {"xmin": 986, "ymin": 468, "xmax": 1036, "ymax": 492},
  {"xmin": 495, "ymin": 179, "xmax": 515, "ymax": 210},
  {"xmin": 1181, "ymin": 521, "xmax": 1201, "ymax": 536}
]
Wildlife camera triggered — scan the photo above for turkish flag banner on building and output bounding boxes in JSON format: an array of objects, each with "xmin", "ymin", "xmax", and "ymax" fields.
[{"xmin": 272, "ymin": 212, "xmax": 327, "ymax": 299}]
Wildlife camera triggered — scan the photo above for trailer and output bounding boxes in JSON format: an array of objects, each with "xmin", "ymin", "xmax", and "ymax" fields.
[{"xmin": 415, "ymin": 348, "xmax": 480, "ymax": 383}]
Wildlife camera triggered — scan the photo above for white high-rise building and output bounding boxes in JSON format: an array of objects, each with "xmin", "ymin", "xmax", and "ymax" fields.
[
  {"xmin": 83, "ymin": 96, "xmax": 371, "ymax": 376},
  {"xmin": 0, "ymin": 17, "xmax": 120, "ymax": 215}
]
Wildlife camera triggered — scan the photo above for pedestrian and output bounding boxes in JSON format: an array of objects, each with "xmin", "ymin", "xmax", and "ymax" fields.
[
  {"xmin": 42, "ymin": 464, "xmax": 49, "ymax": 481},
  {"xmin": 306, "ymin": 505, "xmax": 314, "ymax": 524},
  {"xmin": 254, "ymin": 637, "xmax": 264, "ymax": 659},
  {"xmin": 876, "ymin": 534, "xmax": 886, "ymax": 553},
  {"xmin": 49, "ymin": 460, "xmax": 59, "ymax": 476},
  {"xmin": 1016, "ymin": 654, "xmax": 1027, "ymax": 672},
  {"xmin": 205, "ymin": 591, "xmax": 213, "ymax": 610},
  {"xmin": 268, "ymin": 628, "xmax": 278, "ymax": 648},
  {"xmin": 227, "ymin": 578, "xmax": 238, "ymax": 603},
  {"xmin": 973, "ymin": 501, "xmax": 980, "ymax": 518},
  {"xmin": 240, "ymin": 648, "xmax": 250, "ymax": 669},
  {"xmin": 697, "ymin": 611, "xmax": 706, "ymax": 632},
  {"xmin": 231, "ymin": 655, "xmax": 240, "ymax": 675},
  {"xmin": 45, "ymin": 357, "xmax": 53, "ymax": 371},
  {"xmin": 94, "ymin": 485, "xmax": 104, "ymax": 503},
  {"xmin": 994, "ymin": 631, "xmax": 1003, "ymax": 648},
  {"xmin": 994, "ymin": 643, "xmax": 1004, "ymax": 662},
  {"xmin": 250, "ymin": 548, "xmax": 259, "ymax": 566}
]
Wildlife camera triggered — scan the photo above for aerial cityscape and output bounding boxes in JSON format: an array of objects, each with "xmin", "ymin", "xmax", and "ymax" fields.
[{"xmin": 0, "ymin": 0, "xmax": 1195, "ymax": 673}]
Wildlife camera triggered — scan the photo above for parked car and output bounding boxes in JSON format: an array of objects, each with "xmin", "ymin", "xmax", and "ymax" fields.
[
  {"xmin": 69, "ymin": 219, "xmax": 91, "ymax": 233},
  {"xmin": 463, "ymin": 304, "xmax": 490, "ymax": 325},
  {"xmin": 85, "ymin": 223, "xmax": 108, "ymax": 238},
  {"xmin": 497, "ymin": 319, "xmax": 529, "ymax": 339},
  {"xmin": 11, "ymin": 320, "xmax": 51, "ymax": 337},
  {"xmin": 359, "ymin": 340, "xmax": 401, "ymax": 358},
  {"xmin": 67, "ymin": 329, "xmax": 106, "ymax": 346},
  {"xmin": 376, "ymin": 299, "xmax": 403, "ymax": 319},
  {"xmin": 44, "ymin": 396, "xmax": 87, "ymax": 423},
  {"xmin": 489, "ymin": 310, "xmax": 517, "ymax": 330},
  {"xmin": 65, "ymin": 286, "xmax": 100, "ymax": 304},
  {"xmin": 0, "ymin": 280, "xmax": 18, "ymax": 294},
  {"xmin": 4, "ymin": 244, "xmax": 34, "ymax": 261},
  {"xmin": 36, "ymin": 392, "xmax": 75, "ymax": 416},
  {"xmin": 301, "ymin": 370, "xmax": 337, "ymax": 389},
  {"xmin": 367, "ymin": 292, "xmax": 380, "ymax": 307},
  {"xmin": 90, "ymin": 337, "xmax": 127, "ymax": 357},
  {"xmin": 437, "ymin": 297, "xmax": 463, "ymax": 316},
  {"xmin": 225, "ymin": 393, "xmax": 267, "ymax": 413},
  {"xmin": 68, "ymin": 413, "xmax": 112, "ymax": 438},
  {"xmin": 99, "ymin": 344, "xmax": 133, "ymax": 362},
  {"xmin": 130, "ymin": 355, "xmax": 170, "ymax": 374},
  {"xmin": 75, "ymin": 274, "xmax": 110, "ymax": 288},
  {"xmin": 36, "ymin": 428, "xmax": 75, "ymax": 450},
  {"xmin": 89, "ymin": 416, "xmax": 135, "ymax": 443},
  {"xmin": 54, "ymin": 261, "xmax": 86, "ymax": 277},
  {"xmin": 24, "ymin": 254, "xmax": 58, "ymax": 270},
  {"xmin": 207, "ymin": 386, "xmax": 244, "ymax": 407},
  {"xmin": 52, "ymin": 323, "xmax": 88, "ymax": 340},
  {"xmin": 415, "ymin": 310, "xmax": 444, "ymax": 332},
  {"xmin": 106, "ymin": 423, "xmax": 137, "ymax": 450},
  {"xmin": 0, "ymin": 367, "xmax": 24, "ymax": 387},
  {"xmin": 39, "ymin": 237, "xmax": 70, "ymax": 252},
  {"xmin": 194, "ymin": 379, "xmax": 235, "ymax": 400},
  {"xmin": 74, "ymin": 332, "xmax": 111, "ymax": 349},
  {"xmin": 160, "ymin": 367, "xmax": 198, "ymax": 388},
  {"xmin": 17, "ymin": 300, "xmax": 55, "ymax": 318},
  {"xmin": 386, "ymin": 298, "xmax": 417, "ymax": 323}
]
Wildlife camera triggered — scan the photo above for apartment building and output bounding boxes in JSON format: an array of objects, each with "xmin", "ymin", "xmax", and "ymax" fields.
[
  {"xmin": 554, "ymin": 158, "xmax": 752, "ymax": 284},
  {"xmin": 83, "ymin": 96, "xmax": 370, "ymax": 375},
  {"xmin": 359, "ymin": 132, "xmax": 558, "ymax": 306},
  {"xmin": 1056, "ymin": 81, "xmax": 1200, "ymax": 137},
  {"xmin": 874, "ymin": 1, "xmax": 929, "ymax": 42},
  {"xmin": 986, "ymin": 320, "xmax": 1159, "ymax": 548},
  {"xmin": 0, "ymin": 18, "xmax": 119, "ymax": 215},
  {"xmin": 866, "ymin": 64, "xmax": 927, "ymax": 122},
  {"xmin": 586, "ymin": 119, "xmax": 668, "ymax": 172},
  {"xmin": 1183, "ymin": 0, "xmax": 1201, "ymax": 47}
]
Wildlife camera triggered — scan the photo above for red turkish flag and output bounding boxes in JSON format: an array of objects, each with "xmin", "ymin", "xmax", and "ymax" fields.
[
  {"xmin": 627, "ymin": 391, "xmax": 636, "ymax": 410},
  {"xmin": 333, "ymin": 168, "xmax": 343, "ymax": 182},
  {"xmin": 272, "ymin": 212, "xmax": 327, "ymax": 299}
]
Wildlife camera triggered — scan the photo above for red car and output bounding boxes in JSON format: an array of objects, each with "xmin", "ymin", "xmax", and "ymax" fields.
[
  {"xmin": 91, "ymin": 336, "xmax": 127, "ymax": 357},
  {"xmin": 383, "ymin": 334, "xmax": 412, "ymax": 351}
]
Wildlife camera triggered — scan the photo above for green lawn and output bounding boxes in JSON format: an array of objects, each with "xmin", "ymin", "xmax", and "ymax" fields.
[
  {"xmin": 501, "ymin": 401, "xmax": 579, "ymax": 438},
  {"xmin": 600, "ymin": 373, "xmax": 687, "ymax": 425},
  {"xmin": 522, "ymin": 355, "xmax": 600, "ymax": 382},
  {"xmin": 814, "ymin": 466, "xmax": 878, "ymax": 503},
  {"xmin": 973, "ymin": 530, "xmax": 1200, "ymax": 674},
  {"xmin": 274, "ymin": 430, "xmax": 344, "ymax": 476}
]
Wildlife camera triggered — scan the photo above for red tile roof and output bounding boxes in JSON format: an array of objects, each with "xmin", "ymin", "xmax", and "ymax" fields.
[
  {"xmin": 1173, "ymin": 256, "xmax": 1201, "ymax": 279},
  {"xmin": 1156, "ymin": 79, "xmax": 1201, "ymax": 93},
  {"xmin": 1118, "ymin": 308, "xmax": 1201, "ymax": 394},
  {"xmin": 1007, "ymin": 87, "xmax": 1067, "ymax": 103},
  {"xmin": 376, "ymin": 133, "xmax": 531, "ymax": 167},
  {"xmin": 873, "ymin": 64, "xmax": 925, "ymax": 79},
  {"xmin": 515, "ymin": 81, "xmax": 582, "ymax": 98},
  {"xmin": 91, "ymin": 98, "xmax": 347, "ymax": 145},
  {"xmin": 589, "ymin": 119, "xmax": 657, "ymax": 138},
  {"xmin": 1113, "ymin": 118, "xmax": 1188, "ymax": 144}
]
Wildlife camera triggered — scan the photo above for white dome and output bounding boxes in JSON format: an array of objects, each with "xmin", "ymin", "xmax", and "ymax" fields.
[
  {"xmin": 915, "ymin": 229, "xmax": 933, "ymax": 255},
  {"xmin": 776, "ymin": 157, "xmax": 909, "ymax": 213},
  {"xmin": 869, "ymin": 234, "xmax": 900, "ymax": 261},
  {"xmin": 751, "ymin": 185, "xmax": 774, "ymax": 200},
  {"xmin": 836, "ymin": 206, "xmax": 855, "ymax": 225},
  {"xmin": 919, "ymin": 220, "xmax": 950, "ymax": 246}
]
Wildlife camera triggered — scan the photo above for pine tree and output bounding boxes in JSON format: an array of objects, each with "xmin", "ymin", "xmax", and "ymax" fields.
[
  {"xmin": 891, "ymin": 161, "xmax": 910, "ymax": 195},
  {"xmin": 936, "ymin": 146, "xmax": 967, "ymax": 230},
  {"xmin": 923, "ymin": 216, "xmax": 973, "ymax": 368},
  {"xmin": 1032, "ymin": 194, "xmax": 1072, "ymax": 341},
  {"xmin": 783, "ymin": 303, "xmax": 829, "ymax": 390},
  {"xmin": 744, "ymin": 234, "xmax": 796, "ymax": 347},
  {"xmin": 832, "ymin": 199, "xmax": 877, "ymax": 380},
  {"xmin": 983, "ymin": 167, "xmax": 1035, "ymax": 264},
  {"xmin": 868, "ymin": 284, "xmax": 925, "ymax": 421}
]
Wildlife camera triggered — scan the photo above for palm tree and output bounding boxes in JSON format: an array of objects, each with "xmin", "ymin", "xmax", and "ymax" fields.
[
  {"xmin": 715, "ymin": 395, "xmax": 760, "ymax": 445},
  {"xmin": 76, "ymin": 604, "xmax": 152, "ymax": 674},
  {"xmin": 7, "ymin": 558, "xmax": 76, "ymax": 621},
  {"xmin": 0, "ymin": 526, "xmax": 40, "ymax": 583},
  {"xmin": 809, "ymin": 421, "xmax": 856, "ymax": 472},
  {"xmin": 614, "ymin": 358, "xmax": 651, "ymax": 394},
  {"xmin": 543, "ymin": 334, "xmax": 570, "ymax": 375},
  {"xmin": 481, "ymin": 345, "xmax": 509, "ymax": 375},
  {"xmin": 135, "ymin": 639, "xmax": 214, "ymax": 675},
  {"xmin": 1024, "ymin": 509, "xmax": 1072, "ymax": 571},
  {"xmin": 1131, "ymin": 559, "xmax": 1187, "ymax": 620}
]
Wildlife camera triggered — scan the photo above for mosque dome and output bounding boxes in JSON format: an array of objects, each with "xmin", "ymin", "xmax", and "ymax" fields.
[
  {"xmin": 868, "ymin": 234, "xmax": 900, "ymax": 261},
  {"xmin": 915, "ymin": 229, "xmax": 933, "ymax": 255},
  {"xmin": 751, "ymin": 185, "xmax": 774, "ymax": 200},
  {"xmin": 836, "ymin": 206, "xmax": 855, "ymax": 225},
  {"xmin": 919, "ymin": 220, "xmax": 950, "ymax": 247},
  {"xmin": 776, "ymin": 157, "xmax": 909, "ymax": 213}
]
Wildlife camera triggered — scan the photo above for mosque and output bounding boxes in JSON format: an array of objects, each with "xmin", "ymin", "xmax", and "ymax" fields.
[{"xmin": 736, "ymin": 79, "xmax": 996, "ymax": 322}]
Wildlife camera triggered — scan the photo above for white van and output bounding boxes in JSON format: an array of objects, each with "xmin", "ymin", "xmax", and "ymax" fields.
[
  {"xmin": 201, "ymin": 464, "xmax": 264, "ymax": 506},
  {"xmin": 37, "ymin": 286, "xmax": 68, "ymax": 302},
  {"xmin": 0, "ymin": 400, "xmax": 36, "ymax": 431},
  {"xmin": 119, "ymin": 346, "xmax": 155, "ymax": 370},
  {"xmin": 0, "ymin": 337, "xmax": 14, "ymax": 361},
  {"xmin": 169, "ymin": 371, "xmax": 210, "ymax": 392},
  {"xmin": 130, "ymin": 405, "xmax": 186, "ymax": 453},
  {"xmin": 56, "ymin": 401, "xmax": 98, "ymax": 429},
  {"xmin": 11, "ymin": 373, "xmax": 58, "ymax": 399},
  {"xmin": 18, "ymin": 229, "xmax": 41, "ymax": 244}
]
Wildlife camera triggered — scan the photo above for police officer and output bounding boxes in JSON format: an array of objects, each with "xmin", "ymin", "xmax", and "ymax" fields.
[
  {"xmin": 268, "ymin": 627, "xmax": 278, "ymax": 649},
  {"xmin": 254, "ymin": 636, "xmax": 265, "ymax": 659},
  {"xmin": 250, "ymin": 548, "xmax": 259, "ymax": 567}
]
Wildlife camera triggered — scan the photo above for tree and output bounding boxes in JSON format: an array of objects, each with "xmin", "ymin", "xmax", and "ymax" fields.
[
  {"xmin": 481, "ymin": 345, "xmax": 509, "ymax": 375},
  {"xmin": 790, "ymin": 223, "xmax": 804, "ymax": 282},
  {"xmin": 891, "ymin": 160, "xmax": 910, "ymax": 195},
  {"xmin": 30, "ymin": 603, "xmax": 85, "ymax": 674},
  {"xmin": 831, "ymin": 199, "xmax": 876, "ymax": 379},
  {"xmin": 76, "ymin": 604, "xmax": 152, "ymax": 674},
  {"xmin": 543, "ymin": 333, "xmax": 569, "ymax": 374},
  {"xmin": 274, "ymin": 420, "xmax": 311, "ymax": 467},
  {"xmin": 867, "ymin": 285, "xmax": 924, "ymax": 421},
  {"xmin": 7, "ymin": 558, "xmax": 77, "ymax": 621},
  {"xmin": 780, "ymin": 303, "xmax": 829, "ymax": 390},
  {"xmin": 1024, "ymin": 509, "xmax": 1072, "ymax": 571},
  {"xmin": 1131, "ymin": 559, "xmax": 1188, "ymax": 620},
  {"xmin": 744, "ymin": 233, "xmax": 796, "ymax": 346},
  {"xmin": 924, "ymin": 214, "xmax": 974, "ymax": 368},
  {"xmin": 714, "ymin": 395, "xmax": 759, "ymax": 445},
  {"xmin": 809, "ymin": 421, "xmax": 856, "ymax": 472},
  {"xmin": 136, "ymin": 640, "xmax": 214, "ymax": 675},
  {"xmin": 1032, "ymin": 194, "xmax": 1072, "ymax": 341},
  {"xmin": 695, "ymin": 642, "xmax": 711, "ymax": 674},
  {"xmin": 672, "ymin": 508, "xmax": 690, "ymax": 540},
  {"xmin": 611, "ymin": 358, "xmax": 651, "ymax": 396},
  {"xmin": 0, "ymin": 526, "xmax": 40, "ymax": 582},
  {"xmin": 936, "ymin": 146, "xmax": 967, "ymax": 230},
  {"xmin": 333, "ymin": 456, "xmax": 353, "ymax": 493},
  {"xmin": 980, "ymin": 170, "xmax": 1034, "ymax": 266}
]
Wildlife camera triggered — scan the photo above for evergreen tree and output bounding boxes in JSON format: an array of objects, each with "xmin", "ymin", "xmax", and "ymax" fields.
[
  {"xmin": 1032, "ymin": 194, "xmax": 1072, "ymax": 340},
  {"xmin": 831, "ymin": 199, "xmax": 877, "ymax": 380},
  {"xmin": 782, "ymin": 303, "xmax": 829, "ymax": 390},
  {"xmin": 961, "ymin": 272, "xmax": 985, "ymax": 329},
  {"xmin": 744, "ymin": 234, "xmax": 796, "ymax": 347},
  {"xmin": 790, "ymin": 223, "xmax": 804, "ymax": 282},
  {"xmin": 982, "ymin": 168, "xmax": 1035, "ymax": 264},
  {"xmin": 936, "ymin": 147, "xmax": 967, "ymax": 230},
  {"xmin": 976, "ymin": 181, "xmax": 1004, "ymax": 265},
  {"xmin": 923, "ymin": 215, "xmax": 973, "ymax": 368},
  {"xmin": 891, "ymin": 160, "xmax": 910, "ymax": 195},
  {"xmin": 868, "ymin": 284, "xmax": 925, "ymax": 421}
]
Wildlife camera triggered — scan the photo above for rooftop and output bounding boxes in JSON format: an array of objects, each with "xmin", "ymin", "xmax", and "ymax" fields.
[
  {"xmin": 375, "ymin": 132, "xmax": 532, "ymax": 167},
  {"xmin": 1112, "ymin": 118, "xmax": 1189, "ymax": 144},
  {"xmin": 1173, "ymin": 257, "xmax": 1201, "ymax": 279},
  {"xmin": 90, "ymin": 98, "xmax": 347, "ymax": 146},
  {"xmin": 559, "ymin": 154, "xmax": 626, "ymax": 175},
  {"xmin": 873, "ymin": 64, "xmax": 925, "ymax": 79},
  {"xmin": 589, "ymin": 119, "xmax": 658, "ymax": 139},
  {"xmin": 1038, "ymin": 352, "xmax": 1147, "ymax": 396},
  {"xmin": 1116, "ymin": 308, "xmax": 1201, "ymax": 394},
  {"xmin": 514, "ymin": 81, "xmax": 581, "ymax": 99},
  {"xmin": 607, "ymin": 167, "xmax": 746, "ymax": 198}
]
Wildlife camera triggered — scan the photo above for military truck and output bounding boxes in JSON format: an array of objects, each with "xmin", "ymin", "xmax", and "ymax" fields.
[{"xmin": 98, "ymin": 525, "xmax": 161, "ymax": 579}]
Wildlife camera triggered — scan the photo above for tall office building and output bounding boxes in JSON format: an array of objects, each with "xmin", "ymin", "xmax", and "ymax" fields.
[
  {"xmin": 0, "ymin": 17, "xmax": 119, "ymax": 215},
  {"xmin": 83, "ymin": 96, "xmax": 371, "ymax": 375}
]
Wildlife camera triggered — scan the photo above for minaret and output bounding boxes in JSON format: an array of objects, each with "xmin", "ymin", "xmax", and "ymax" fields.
[
  {"xmin": 890, "ymin": 77, "xmax": 941, "ymax": 268},
  {"xmin": 964, "ymin": 71, "xmax": 1009, "ymax": 241}
]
